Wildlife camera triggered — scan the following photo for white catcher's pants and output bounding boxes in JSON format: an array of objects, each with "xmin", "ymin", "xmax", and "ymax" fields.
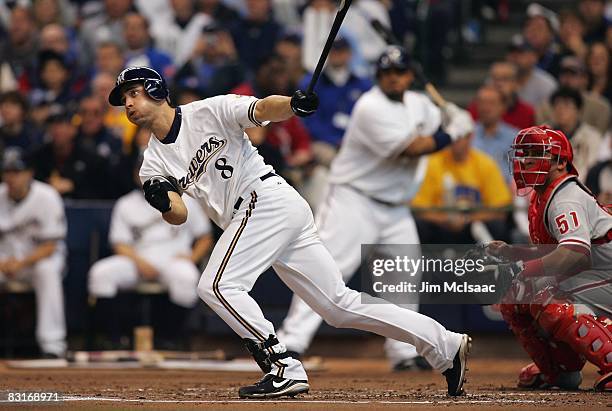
[
  {"xmin": 197, "ymin": 177, "xmax": 462, "ymax": 380},
  {"xmin": 88, "ymin": 255, "xmax": 200, "ymax": 307},
  {"xmin": 0, "ymin": 253, "xmax": 66, "ymax": 356},
  {"xmin": 278, "ymin": 184, "xmax": 422, "ymax": 364}
]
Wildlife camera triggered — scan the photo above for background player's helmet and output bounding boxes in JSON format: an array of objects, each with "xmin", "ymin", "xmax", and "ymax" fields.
[
  {"xmin": 509, "ymin": 125, "xmax": 578, "ymax": 190},
  {"xmin": 108, "ymin": 66, "xmax": 169, "ymax": 106},
  {"xmin": 376, "ymin": 46, "xmax": 411, "ymax": 76}
]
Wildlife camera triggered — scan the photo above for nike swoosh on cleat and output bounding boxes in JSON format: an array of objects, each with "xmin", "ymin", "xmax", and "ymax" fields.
[{"xmin": 272, "ymin": 380, "xmax": 287, "ymax": 388}]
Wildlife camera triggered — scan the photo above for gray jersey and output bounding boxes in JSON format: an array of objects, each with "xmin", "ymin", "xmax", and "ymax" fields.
[
  {"xmin": 140, "ymin": 95, "xmax": 272, "ymax": 229},
  {"xmin": 546, "ymin": 180, "xmax": 612, "ymax": 270},
  {"xmin": 328, "ymin": 86, "xmax": 441, "ymax": 204}
]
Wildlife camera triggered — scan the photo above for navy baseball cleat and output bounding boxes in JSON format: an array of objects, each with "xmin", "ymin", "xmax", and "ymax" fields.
[
  {"xmin": 239, "ymin": 374, "xmax": 309, "ymax": 399},
  {"xmin": 442, "ymin": 334, "xmax": 471, "ymax": 396}
]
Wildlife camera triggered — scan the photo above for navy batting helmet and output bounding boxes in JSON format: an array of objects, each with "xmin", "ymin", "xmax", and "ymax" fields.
[
  {"xmin": 108, "ymin": 66, "xmax": 169, "ymax": 106},
  {"xmin": 376, "ymin": 46, "xmax": 411, "ymax": 74}
]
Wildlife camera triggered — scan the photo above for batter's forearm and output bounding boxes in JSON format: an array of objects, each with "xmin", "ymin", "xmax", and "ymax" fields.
[
  {"xmin": 163, "ymin": 191, "xmax": 188, "ymax": 225},
  {"xmin": 402, "ymin": 135, "xmax": 436, "ymax": 157},
  {"xmin": 254, "ymin": 95, "xmax": 293, "ymax": 123}
]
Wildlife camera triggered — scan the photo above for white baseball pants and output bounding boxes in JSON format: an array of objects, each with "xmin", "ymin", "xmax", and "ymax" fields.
[
  {"xmin": 88, "ymin": 255, "xmax": 200, "ymax": 307},
  {"xmin": 278, "ymin": 184, "xmax": 422, "ymax": 364},
  {"xmin": 196, "ymin": 177, "xmax": 462, "ymax": 380},
  {"xmin": 0, "ymin": 253, "xmax": 66, "ymax": 356}
]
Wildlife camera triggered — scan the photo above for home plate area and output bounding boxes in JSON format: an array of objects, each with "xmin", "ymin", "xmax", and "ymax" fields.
[{"xmin": 1, "ymin": 357, "xmax": 610, "ymax": 410}]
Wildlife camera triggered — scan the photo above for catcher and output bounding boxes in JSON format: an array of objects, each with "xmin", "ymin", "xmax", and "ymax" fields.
[{"xmin": 486, "ymin": 125, "xmax": 611, "ymax": 391}]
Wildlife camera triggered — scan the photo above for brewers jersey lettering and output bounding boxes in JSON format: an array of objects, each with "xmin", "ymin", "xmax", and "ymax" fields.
[{"xmin": 140, "ymin": 95, "xmax": 272, "ymax": 229}]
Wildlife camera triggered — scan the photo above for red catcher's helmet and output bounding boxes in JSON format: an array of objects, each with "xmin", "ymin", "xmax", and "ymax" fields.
[{"xmin": 509, "ymin": 125, "xmax": 578, "ymax": 192}]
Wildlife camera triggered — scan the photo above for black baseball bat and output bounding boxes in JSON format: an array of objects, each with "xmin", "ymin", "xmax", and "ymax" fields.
[
  {"xmin": 369, "ymin": 18, "xmax": 448, "ymax": 108},
  {"xmin": 370, "ymin": 18, "xmax": 399, "ymax": 45},
  {"xmin": 306, "ymin": 0, "xmax": 353, "ymax": 94}
]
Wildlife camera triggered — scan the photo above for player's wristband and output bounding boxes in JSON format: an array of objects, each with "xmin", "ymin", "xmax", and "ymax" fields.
[
  {"xmin": 520, "ymin": 258, "xmax": 544, "ymax": 278},
  {"xmin": 432, "ymin": 128, "xmax": 452, "ymax": 151}
]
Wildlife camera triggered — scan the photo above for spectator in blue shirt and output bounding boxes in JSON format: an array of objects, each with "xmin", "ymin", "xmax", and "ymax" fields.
[
  {"xmin": 299, "ymin": 37, "xmax": 371, "ymax": 166},
  {"xmin": 472, "ymin": 85, "xmax": 519, "ymax": 182}
]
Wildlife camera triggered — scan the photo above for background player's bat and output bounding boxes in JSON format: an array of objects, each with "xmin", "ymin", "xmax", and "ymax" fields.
[
  {"xmin": 67, "ymin": 349, "xmax": 227, "ymax": 363},
  {"xmin": 369, "ymin": 18, "xmax": 448, "ymax": 108},
  {"xmin": 306, "ymin": 0, "xmax": 353, "ymax": 94}
]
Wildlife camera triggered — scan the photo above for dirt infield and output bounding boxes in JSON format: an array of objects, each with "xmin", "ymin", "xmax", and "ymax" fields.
[{"xmin": 0, "ymin": 357, "xmax": 610, "ymax": 410}]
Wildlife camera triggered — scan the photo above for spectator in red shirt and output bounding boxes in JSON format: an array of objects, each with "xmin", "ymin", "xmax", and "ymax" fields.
[{"xmin": 468, "ymin": 61, "xmax": 535, "ymax": 130}]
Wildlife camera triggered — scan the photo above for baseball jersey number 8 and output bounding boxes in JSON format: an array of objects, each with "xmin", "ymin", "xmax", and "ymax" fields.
[{"xmin": 215, "ymin": 158, "xmax": 234, "ymax": 179}]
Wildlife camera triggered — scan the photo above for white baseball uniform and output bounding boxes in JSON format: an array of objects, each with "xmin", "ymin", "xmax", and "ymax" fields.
[
  {"xmin": 88, "ymin": 190, "xmax": 211, "ymax": 307},
  {"xmin": 139, "ymin": 94, "xmax": 462, "ymax": 381},
  {"xmin": 278, "ymin": 86, "xmax": 439, "ymax": 364},
  {"xmin": 0, "ymin": 180, "xmax": 67, "ymax": 356}
]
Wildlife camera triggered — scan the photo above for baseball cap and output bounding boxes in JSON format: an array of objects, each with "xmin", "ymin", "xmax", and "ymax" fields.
[
  {"xmin": 507, "ymin": 34, "xmax": 536, "ymax": 52},
  {"xmin": 38, "ymin": 50, "xmax": 69, "ymax": 71},
  {"xmin": 279, "ymin": 32, "xmax": 302, "ymax": 46},
  {"xmin": 46, "ymin": 105, "xmax": 74, "ymax": 124},
  {"xmin": 526, "ymin": 3, "xmax": 559, "ymax": 32},
  {"xmin": 559, "ymin": 56, "xmax": 586, "ymax": 75},
  {"xmin": 376, "ymin": 46, "xmax": 411, "ymax": 72},
  {"xmin": 2, "ymin": 148, "xmax": 32, "ymax": 172},
  {"xmin": 332, "ymin": 36, "xmax": 350, "ymax": 50},
  {"xmin": 202, "ymin": 22, "xmax": 224, "ymax": 34}
]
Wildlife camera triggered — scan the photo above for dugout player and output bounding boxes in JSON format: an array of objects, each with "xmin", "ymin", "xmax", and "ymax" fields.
[
  {"xmin": 108, "ymin": 66, "xmax": 471, "ymax": 399},
  {"xmin": 0, "ymin": 148, "xmax": 67, "ymax": 358},
  {"xmin": 488, "ymin": 125, "xmax": 612, "ymax": 391},
  {"xmin": 277, "ymin": 46, "xmax": 475, "ymax": 370},
  {"xmin": 88, "ymin": 157, "xmax": 213, "ymax": 309}
]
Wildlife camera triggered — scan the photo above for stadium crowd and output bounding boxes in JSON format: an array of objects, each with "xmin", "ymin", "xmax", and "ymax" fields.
[{"xmin": 0, "ymin": 0, "xmax": 611, "ymax": 356}]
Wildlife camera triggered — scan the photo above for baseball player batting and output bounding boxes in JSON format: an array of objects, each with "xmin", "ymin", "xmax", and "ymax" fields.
[
  {"xmin": 487, "ymin": 125, "xmax": 611, "ymax": 391},
  {"xmin": 278, "ymin": 46, "xmax": 475, "ymax": 370},
  {"xmin": 108, "ymin": 66, "xmax": 470, "ymax": 399}
]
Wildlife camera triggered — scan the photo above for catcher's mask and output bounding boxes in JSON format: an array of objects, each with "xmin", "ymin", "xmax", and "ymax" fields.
[{"xmin": 508, "ymin": 126, "xmax": 578, "ymax": 194}]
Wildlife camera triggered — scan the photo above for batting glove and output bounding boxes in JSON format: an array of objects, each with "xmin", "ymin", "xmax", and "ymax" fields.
[
  {"xmin": 290, "ymin": 90, "xmax": 319, "ymax": 117},
  {"xmin": 143, "ymin": 175, "xmax": 181, "ymax": 213},
  {"xmin": 443, "ymin": 103, "xmax": 475, "ymax": 141}
]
